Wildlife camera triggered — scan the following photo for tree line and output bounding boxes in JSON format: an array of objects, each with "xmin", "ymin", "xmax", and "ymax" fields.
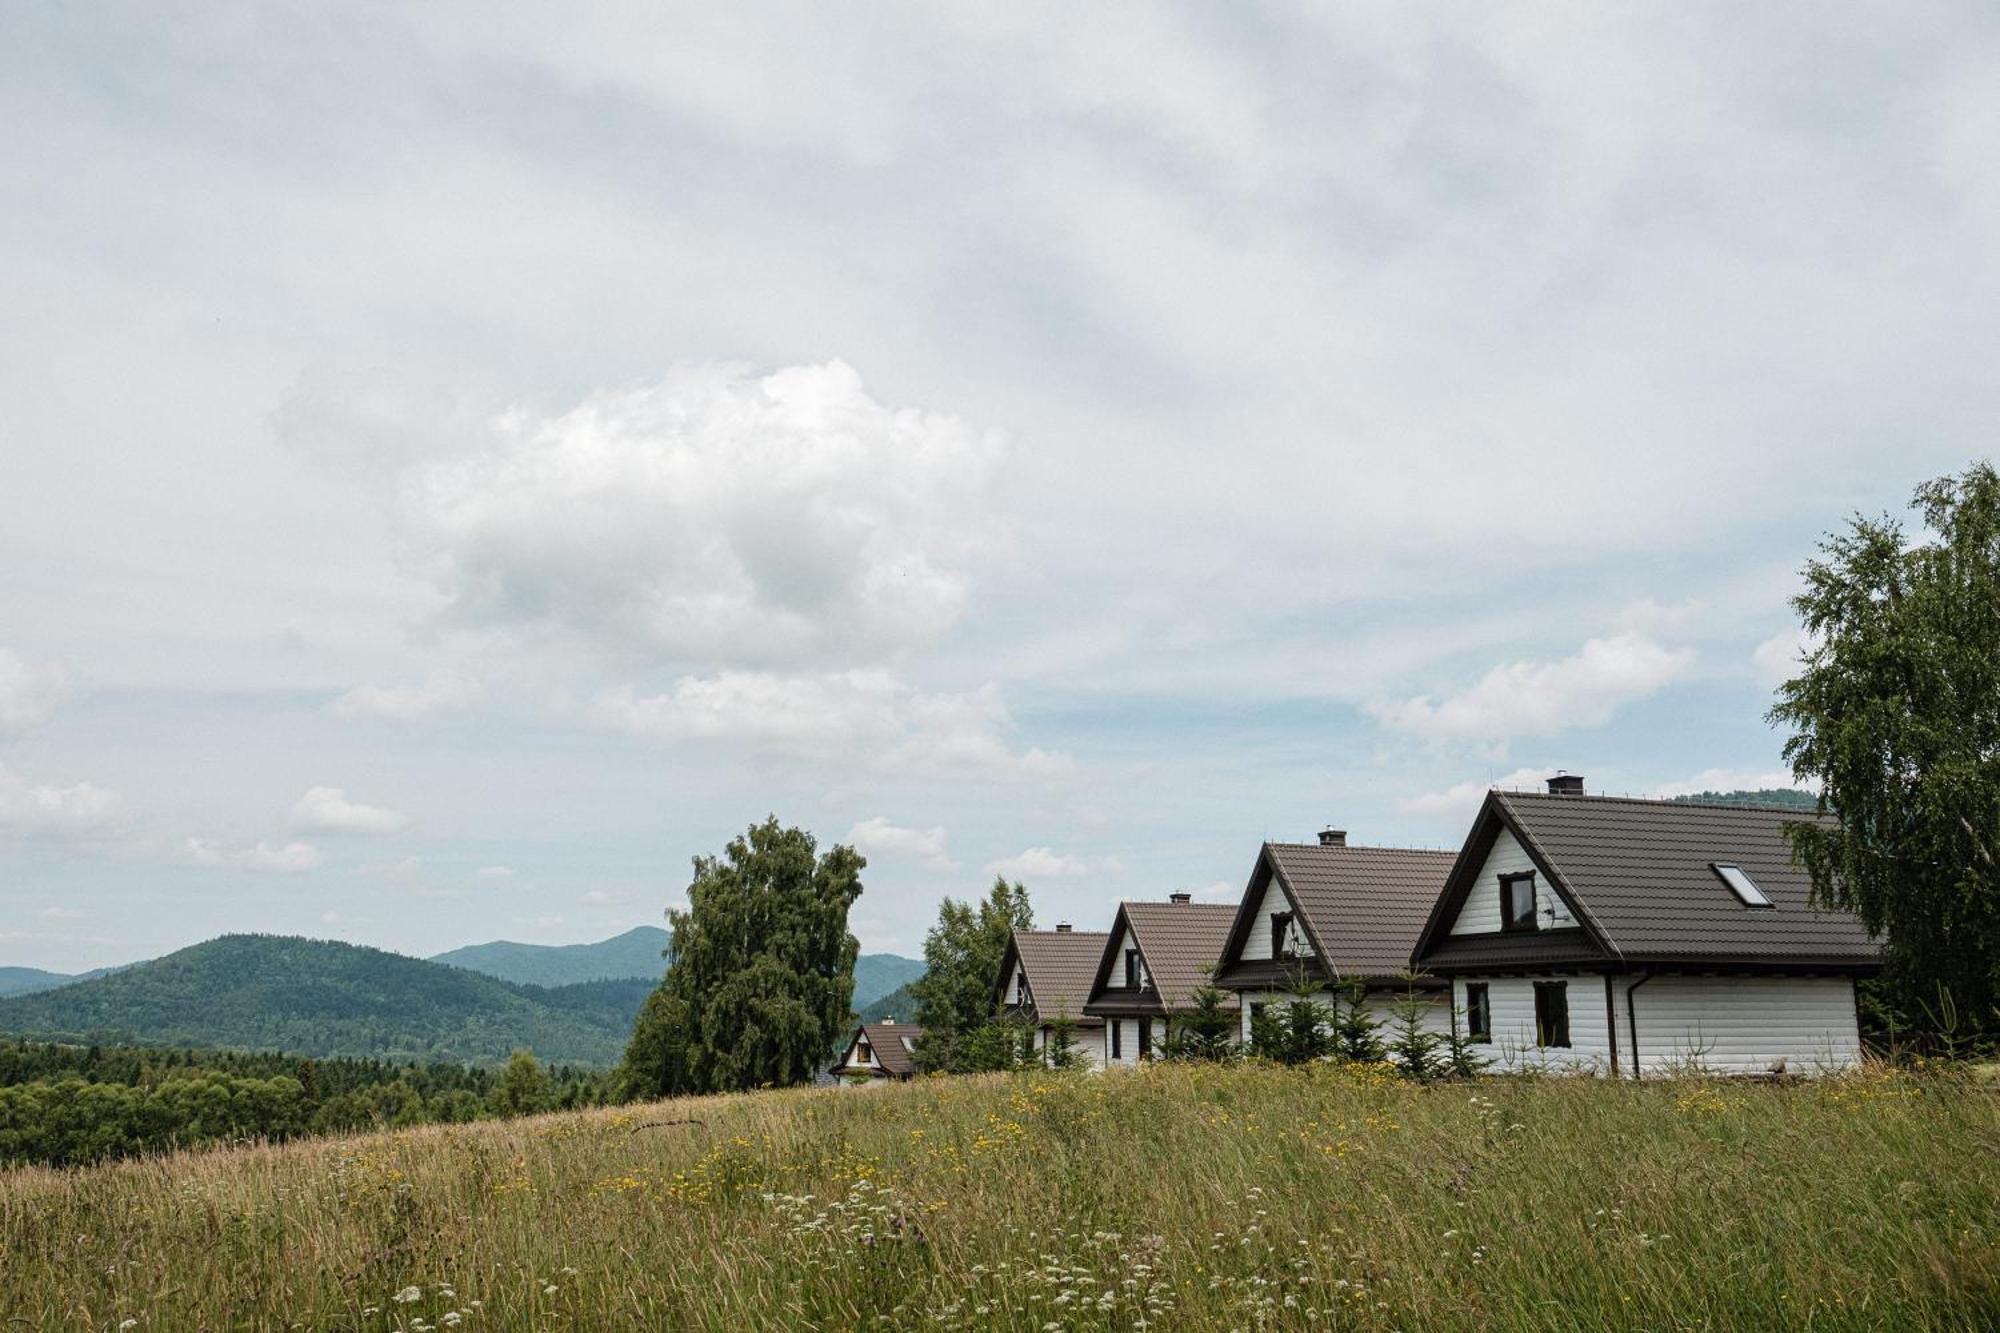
[{"xmin": 0, "ymin": 1041, "xmax": 613, "ymax": 1167}]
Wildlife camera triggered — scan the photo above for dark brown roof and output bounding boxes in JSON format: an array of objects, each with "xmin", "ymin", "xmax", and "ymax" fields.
[
  {"xmin": 1240, "ymin": 842, "xmax": 1459, "ymax": 979},
  {"xmin": 999, "ymin": 929, "xmax": 1109, "ymax": 1022},
  {"xmin": 1087, "ymin": 901, "xmax": 1240, "ymax": 1012},
  {"xmin": 1414, "ymin": 791, "xmax": 1880, "ymax": 970},
  {"xmin": 836, "ymin": 1022, "xmax": 923, "ymax": 1077}
]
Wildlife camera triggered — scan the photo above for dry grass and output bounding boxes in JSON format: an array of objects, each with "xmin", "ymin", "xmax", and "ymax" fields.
[{"xmin": 3, "ymin": 1061, "xmax": 1997, "ymax": 1330}]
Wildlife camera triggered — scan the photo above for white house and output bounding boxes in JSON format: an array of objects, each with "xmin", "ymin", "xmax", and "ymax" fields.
[
  {"xmin": 829, "ymin": 1019, "xmax": 923, "ymax": 1084},
  {"xmin": 1082, "ymin": 893, "xmax": 1239, "ymax": 1066},
  {"xmin": 994, "ymin": 923, "xmax": 1108, "ymax": 1068},
  {"xmin": 1410, "ymin": 776, "xmax": 1879, "ymax": 1076},
  {"xmin": 1212, "ymin": 829, "xmax": 1459, "ymax": 1048}
]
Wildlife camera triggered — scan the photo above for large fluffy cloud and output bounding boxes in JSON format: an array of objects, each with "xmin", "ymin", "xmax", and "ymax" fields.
[
  {"xmin": 292, "ymin": 361, "xmax": 1006, "ymax": 668},
  {"xmin": 846, "ymin": 816, "xmax": 954, "ymax": 869},
  {"xmin": 0, "ymin": 648, "xmax": 69, "ymax": 732},
  {"xmin": 185, "ymin": 837, "xmax": 323, "ymax": 872},
  {"xmin": 289, "ymin": 786, "xmax": 410, "ymax": 835},
  {"xmin": 588, "ymin": 671, "xmax": 1069, "ymax": 779},
  {"xmin": 1375, "ymin": 634, "xmax": 1695, "ymax": 742},
  {"xmin": 0, "ymin": 763, "xmax": 118, "ymax": 831}
]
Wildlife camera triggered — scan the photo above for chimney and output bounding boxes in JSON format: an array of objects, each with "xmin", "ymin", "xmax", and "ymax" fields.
[
  {"xmin": 881, "ymin": 1017, "xmax": 894, "ymax": 1025},
  {"xmin": 1168, "ymin": 891, "xmax": 1192, "ymax": 904},
  {"xmin": 1054, "ymin": 922, "xmax": 1072, "ymax": 933},
  {"xmin": 1547, "ymin": 773, "xmax": 1585, "ymax": 796},
  {"xmin": 1317, "ymin": 827, "xmax": 1347, "ymax": 847}
]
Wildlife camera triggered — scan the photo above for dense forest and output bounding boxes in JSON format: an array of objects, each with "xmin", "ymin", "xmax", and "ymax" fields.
[{"xmin": 0, "ymin": 1040, "xmax": 619, "ymax": 1166}]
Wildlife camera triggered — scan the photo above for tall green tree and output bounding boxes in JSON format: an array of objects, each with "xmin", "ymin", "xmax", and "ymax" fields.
[
  {"xmin": 1771, "ymin": 463, "xmax": 2000, "ymax": 1045},
  {"xmin": 909, "ymin": 878, "xmax": 1033, "ymax": 1073},
  {"xmin": 621, "ymin": 818, "xmax": 863, "ymax": 1097}
]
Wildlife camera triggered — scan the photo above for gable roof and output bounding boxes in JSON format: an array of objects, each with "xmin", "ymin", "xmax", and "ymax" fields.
[
  {"xmin": 1217, "ymin": 841, "xmax": 1459, "ymax": 984},
  {"xmin": 1086, "ymin": 900, "xmax": 1240, "ymax": 1012},
  {"xmin": 836, "ymin": 1021, "xmax": 923, "ymax": 1077},
  {"xmin": 994, "ymin": 928, "xmax": 1109, "ymax": 1021},
  {"xmin": 1414, "ymin": 790, "xmax": 1880, "ymax": 971}
]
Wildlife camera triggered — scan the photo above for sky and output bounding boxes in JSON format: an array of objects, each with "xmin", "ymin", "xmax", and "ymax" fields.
[{"xmin": 3, "ymin": 3, "xmax": 1998, "ymax": 970}]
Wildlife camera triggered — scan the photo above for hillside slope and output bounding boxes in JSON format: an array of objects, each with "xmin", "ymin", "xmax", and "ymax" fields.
[
  {"xmin": 853, "ymin": 953, "xmax": 925, "ymax": 1009},
  {"xmin": 0, "ymin": 936, "xmax": 634, "ymax": 1065},
  {"xmin": 431, "ymin": 926, "xmax": 670, "ymax": 987}
]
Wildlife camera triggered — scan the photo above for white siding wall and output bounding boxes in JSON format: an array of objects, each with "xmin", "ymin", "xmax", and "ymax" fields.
[
  {"xmin": 1455, "ymin": 975, "xmax": 1619, "ymax": 1074},
  {"xmin": 1453, "ymin": 974, "xmax": 1864, "ymax": 1077},
  {"xmin": 1236, "ymin": 989, "xmax": 1450, "ymax": 1048},
  {"xmin": 1103, "ymin": 1017, "xmax": 1143, "ymax": 1067},
  {"xmin": 1630, "ymin": 976, "xmax": 1862, "ymax": 1075},
  {"xmin": 1033, "ymin": 1022, "xmax": 1107, "ymax": 1070},
  {"xmin": 1448, "ymin": 830, "xmax": 1575, "ymax": 934},
  {"xmin": 1109, "ymin": 925, "xmax": 1150, "ymax": 988},
  {"xmin": 1238, "ymin": 875, "xmax": 1300, "ymax": 962},
  {"xmin": 1005, "ymin": 961, "xmax": 1028, "ymax": 1007}
]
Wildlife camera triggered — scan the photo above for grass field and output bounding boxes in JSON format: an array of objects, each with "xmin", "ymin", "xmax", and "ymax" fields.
[{"xmin": 3, "ymin": 1062, "xmax": 1997, "ymax": 1331}]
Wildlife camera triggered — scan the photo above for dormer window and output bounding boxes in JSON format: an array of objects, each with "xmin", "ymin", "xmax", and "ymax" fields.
[
  {"xmin": 1270, "ymin": 909, "xmax": 1296, "ymax": 958},
  {"xmin": 1712, "ymin": 863, "xmax": 1774, "ymax": 908},
  {"xmin": 1500, "ymin": 871, "xmax": 1539, "ymax": 932},
  {"xmin": 1124, "ymin": 949, "xmax": 1141, "ymax": 988}
]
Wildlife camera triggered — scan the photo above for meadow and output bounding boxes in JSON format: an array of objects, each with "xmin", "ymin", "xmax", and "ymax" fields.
[{"xmin": 2, "ymin": 1062, "xmax": 1996, "ymax": 1331}]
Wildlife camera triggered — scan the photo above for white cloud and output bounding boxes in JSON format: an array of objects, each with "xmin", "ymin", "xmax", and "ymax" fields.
[
  {"xmin": 1655, "ymin": 768, "xmax": 1814, "ymax": 799},
  {"xmin": 1752, "ymin": 627, "xmax": 1816, "ymax": 687},
  {"xmin": 0, "ymin": 763, "xmax": 119, "ymax": 831},
  {"xmin": 185, "ymin": 837, "xmax": 323, "ymax": 873},
  {"xmin": 289, "ymin": 786, "xmax": 410, "ymax": 835},
  {"xmin": 476, "ymin": 864, "xmax": 515, "ymax": 881},
  {"xmin": 290, "ymin": 360, "xmax": 1006, "ymax": 669},
  {"xmin": 528, "ymin": 915, "xmax": 564, "ymax": 930},
  {"xmin": 983, "ymin": 847, "xmax": 1108, "ymax": 880},
  {"xmin": 580, "ymin": 888, "xmax": 627, "ymax": 906},
  {"xmin": 38, "ymin": 906, "xmax": 82, "ymax": 920},
  {"xmin": 845, "ymin": 816, "xmax": 954, "ymax": 869},
  {"xmin": 1375, "ymin": 635, "xmax": 1695, "ymax": 741},
  {"xmin": 327, "ymin": 672, "xmax": 483, "ymax": 720},
  {"xmin": 0, "ymin": 648, "xmax": 70, "ymax": 732},
  {"xmin": 588, "ymin": 670, "xmax": 1070, "ymax": 780},
  {"xmin": 1398, "ymin": 767, "xmax": 1554, "ymax": 821}
]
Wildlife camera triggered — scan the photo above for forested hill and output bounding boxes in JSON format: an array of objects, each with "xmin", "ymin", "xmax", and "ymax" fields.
[
  {"xmin": 0, "ymin": 936, "xmax": 642, "ymax": 1066},
  {"xmin": 1667, "ymin": 788, "xmax": 1818, "ymax": 809},
  {"xmin": 430, "ymin": 926, "xmax": 670, "ymax": 988}
]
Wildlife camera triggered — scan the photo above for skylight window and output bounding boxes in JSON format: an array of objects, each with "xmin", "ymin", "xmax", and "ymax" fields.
[{"xmin": 1712, "ymin": 863, "xmax": 1773, "ymax": 908}]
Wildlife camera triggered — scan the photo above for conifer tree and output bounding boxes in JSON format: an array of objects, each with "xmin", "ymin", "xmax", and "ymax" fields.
[{"xmin": 910, "ymin": 878, "xmax": 1034, "ymax": 1073}]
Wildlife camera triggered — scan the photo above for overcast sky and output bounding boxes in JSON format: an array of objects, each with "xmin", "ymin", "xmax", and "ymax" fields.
[{"xmin": 4, "ymin": 4, "xmax": 1997, "ymax": 970}]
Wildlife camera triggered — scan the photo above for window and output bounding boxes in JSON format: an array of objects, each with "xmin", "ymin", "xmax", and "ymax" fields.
[
  {"xmin": 1271, "ymin": 909, "xmax": 1295, "ymax": 957},
  {"xmin": 1712, "ymin": 863, "xmax": 1774, "ymax": 908},
  {"xmin": 856, "ymin": 1039, "xmax": 872, "ymax": 1064},
  {"xmin": 1533, "ymin": 981, "xmax": 1570, "ymax": 1048},
  {"xmin": 1501, "ymin": 872, "xmax": 1539, "ymax": 932},
  {"xmin": 1124, "ymin": 949, "xmax": 1142, "ymax": 988},
  {"xmin": 1014, "ymin": 970, "xmax": 1027, "ymax": 1004},
  {"xmin": 1110, "ymin": 1021, "xmax": 1123, "ymax": 1060},
  {"xmin": 1138, "ymin": 1017, "xmax": 1153, "ymax": 1059},
  {"xmin": 1465, "ymin": 983, "xmax": 1491, "ymax": 1043}
]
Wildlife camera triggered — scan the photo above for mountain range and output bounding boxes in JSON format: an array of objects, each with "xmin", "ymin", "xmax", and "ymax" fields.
[{"xmin": 0, "ymin": 928, "xmax": 925, "ymax": 1065}]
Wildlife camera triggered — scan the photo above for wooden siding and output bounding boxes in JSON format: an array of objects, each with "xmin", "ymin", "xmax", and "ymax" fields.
[
  {"xmin": 1237, "ymin": 872, "xmax": 1299, "ymax": 962},
  {"xmin": 1235, "ymin": 989, "xmax": 1449, "ymax": 1047},
  {"xmin": 1453, "ymin": 975, "xmax": 1617, "ymax": 1074},
  {"xmin": 1031, "ymin": 1023, "xmax": 1106, "ymax": 1069},
  {"xmin": 1630, "ymin": 975, "xmax": 1862, "ymax": 1075},
  {"xmin": 1452, "ymin": 974, "xmax": 1864, "ymax": 1076},
  {"xmin": 1110, "ymin": 924, "xmax": 1150, "ymax": 988},
  {"xmin": 1448, "ymin": 828, "xmax": 1575, "ymax": 935}
]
